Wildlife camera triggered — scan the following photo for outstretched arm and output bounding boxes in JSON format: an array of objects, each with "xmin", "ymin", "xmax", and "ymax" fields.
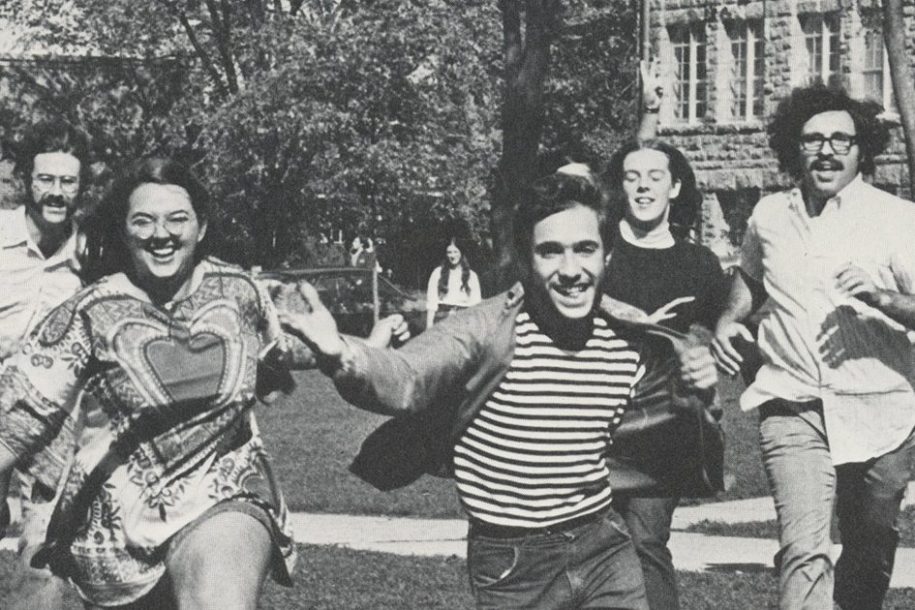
[{"xmin": 281, "ymin": 281, "xmax": 483, "ymax": 417}]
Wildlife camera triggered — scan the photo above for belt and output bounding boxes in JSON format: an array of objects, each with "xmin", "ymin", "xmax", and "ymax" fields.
[{"xmin": 469, "ymin": 508, "xmax": 607, "ymax": 539}]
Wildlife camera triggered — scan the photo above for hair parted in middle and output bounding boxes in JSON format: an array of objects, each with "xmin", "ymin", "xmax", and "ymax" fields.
[{"xmin": 603, "ymin": 138, "xmax": 703, "ymax": 239}]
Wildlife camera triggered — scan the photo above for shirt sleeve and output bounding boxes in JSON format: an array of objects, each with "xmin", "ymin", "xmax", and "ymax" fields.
[
  {"xmin": 426, "ymin": 267, "xmax": 440, "ymax": 313},
  {"xmin": 0, "ymin": 297, "xmax": 90, "ymax": 488},
  {"xmin": 468, "ymin": 271, "xmax": 482, "ymax": 306},
  {"xmin": 739, "ymin": 214, "xmax": 764, "ymax": 284}
]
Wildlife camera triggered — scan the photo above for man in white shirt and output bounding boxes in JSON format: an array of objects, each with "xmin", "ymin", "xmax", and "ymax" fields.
[
  {"xmin": 0, "ymin": 118, "xmax": 90, "ymax": 610},
  {"xmin": 712, "ymin": 84, "xmax": 915, "ymax": 610}
]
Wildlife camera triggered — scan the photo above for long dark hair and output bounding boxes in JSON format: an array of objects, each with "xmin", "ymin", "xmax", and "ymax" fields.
[
  {"xmin": 603, "ymin": 139, "xmax": 702, "ymax": 240},
  {"xmin": 82, "ymin": 158, "xmax": 212, "ymax": 283},
  {"xmin": 437, "ymin": 237, "xmax": 472, "ymax": 297}
]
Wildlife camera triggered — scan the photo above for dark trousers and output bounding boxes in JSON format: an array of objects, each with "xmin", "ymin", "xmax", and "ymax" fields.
[{"xmin": 612, "ymin": 495, "xmax": 680, "ymax": 610}]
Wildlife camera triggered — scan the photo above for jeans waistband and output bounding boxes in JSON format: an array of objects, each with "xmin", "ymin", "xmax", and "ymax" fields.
[{"xmin": 469, "ymin": 507, "xmax": 608, "ymax": 539}]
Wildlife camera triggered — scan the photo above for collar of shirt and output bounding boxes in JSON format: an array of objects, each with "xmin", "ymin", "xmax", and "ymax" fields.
[
  {"xmin": 0, "ymin": 206, "xmax": 79, "ymax": 265},
  {"xmin": 787, "ymin": 173, "xmax": 866, "ymax": 221}
]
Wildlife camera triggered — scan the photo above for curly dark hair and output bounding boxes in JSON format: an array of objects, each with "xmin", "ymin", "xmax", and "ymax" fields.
[
  {"xmin": 82, "ymin": 158, "xmax": 213, "ymax": 282},
  {"xmin": 768, "ymin": 83, "xmax": 889, "ymax": 179},
  {"xmin": 603, "ymin": 139, "xmax": 703, "ymax": 240},
  {"xmin": 513, "ymin": 170, "xmax": 610, "ymax": 279}
]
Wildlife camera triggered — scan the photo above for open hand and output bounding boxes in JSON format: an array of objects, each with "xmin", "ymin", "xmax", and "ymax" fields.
[
  {"xmin": 646, "ymin": 296, "xmax": 695, "ymax": 325},
  {"xmin": 710, "ymin": 321, "xmax": 754, "ymax": 376},
  {"xmin": 278, "ymin": 281, "xmax": 346, "ymax": 363},
  {"xmin": 834, "ymin": 262, "xmax": 881, "ymax": 307}
]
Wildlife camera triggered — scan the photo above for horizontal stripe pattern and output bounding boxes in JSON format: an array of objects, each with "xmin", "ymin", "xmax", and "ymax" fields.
[{"xmin": 454, "ymin": 310, "xmax": 641, "ymax": 528}]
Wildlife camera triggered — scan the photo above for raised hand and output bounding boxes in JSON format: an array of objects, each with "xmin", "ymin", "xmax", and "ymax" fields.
[
  {"xmin": 640, "ymin": 57, "xmax": 666, "ymax": 112},
  {"xmin": 278, "ymin": 281, "xmax": 346, "ymax": 363}
]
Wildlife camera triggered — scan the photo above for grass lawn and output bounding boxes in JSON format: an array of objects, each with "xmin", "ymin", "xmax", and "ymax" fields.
[
  {"xmin": 258, "ymin": 370, "xmax": 767, "ymax": 517},
  {"xmin": 3, "ymin": 547, "xmax": 914, "ymax": 610}
]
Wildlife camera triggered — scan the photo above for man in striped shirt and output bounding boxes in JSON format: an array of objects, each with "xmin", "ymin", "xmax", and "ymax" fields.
[{"xmin": 282, "ymin": 170, "xmax": 718, "ymax": 609}]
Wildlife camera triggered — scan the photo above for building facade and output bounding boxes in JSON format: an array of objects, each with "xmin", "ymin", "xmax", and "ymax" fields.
[{"xmin": 649, "ymin": 0, "xmax": 914, "ymax": 262}]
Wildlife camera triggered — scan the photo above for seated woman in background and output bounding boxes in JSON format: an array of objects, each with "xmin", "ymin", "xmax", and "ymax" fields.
[
  {"xmin": 0, "ymin": 158, "xmax": 309, "ymax": 609},
  {"xmin": 425, "ymin": 237, "xmax": 481, "ymax": 327}
]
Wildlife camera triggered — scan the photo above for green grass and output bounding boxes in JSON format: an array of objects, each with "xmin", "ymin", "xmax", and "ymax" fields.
[
  {"xmin": 257, "ymin": 371, "xmax": 767, "ymax": 517},
  {"xmin": 2, "ymin": 548, "xmax": 914, "ymax": 610}
]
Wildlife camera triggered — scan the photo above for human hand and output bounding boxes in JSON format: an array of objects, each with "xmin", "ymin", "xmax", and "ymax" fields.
[
  {"xmin": 710, "ymin": 321, "xmax": 754, "ymax": 376},
  {"xmin": 646, "ymin": 296, "xmax": 695, "ymax": 325},
  {"xmin": 640, "ymin": 57, "xmax": 665, "ymax": 112},
  {"xmin": 0, "ymin": 337, "xmax": 19, "ymax": 362},
  {"xmin": 676, "ymin": 344, "xmax": 718, "ymax": 392},
  {"xmin": 834, "ymin": 262, "xmax": 882, "ymax": 307},
  {"xmin": 278, "ymin": 281, "xmax": 346, "ymax": 364},
  {"xmin": 366, "ymin": 314, "xmax": 411, "ymax": 348}
]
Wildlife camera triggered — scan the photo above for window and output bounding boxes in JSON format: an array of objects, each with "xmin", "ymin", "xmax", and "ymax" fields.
[
  {"xmin": 800, "ymin": 14, "xmax": 840, "ymax": 85},
  {"xmin": 727, "ymin": 20, "xmax": 765, "ymax": 120},
  {"xmin": 669, "ymin": 23, "xmax": 708, "ymax": 123},
  {"xmin": 863, "ymin": 27, "xmax": 897, "ymax": 112}
]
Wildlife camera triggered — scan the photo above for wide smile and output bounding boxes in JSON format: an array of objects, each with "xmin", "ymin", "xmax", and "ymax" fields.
[
  {"xmin": 147, "ymin": 243, "xmax": 178, "ymax": 263},
  {"xmin": 551, "ymin": 282, "xmax": 593, "ymax": 305}
]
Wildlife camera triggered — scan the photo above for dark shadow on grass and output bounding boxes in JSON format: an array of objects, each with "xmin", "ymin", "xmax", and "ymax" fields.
[{"xmin": 705, "ymin": 562, "xmax": 772, "ymax": 574}]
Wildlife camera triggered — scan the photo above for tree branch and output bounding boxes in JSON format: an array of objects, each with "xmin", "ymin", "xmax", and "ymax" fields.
[{"xmin": 156, "ymin": 0, "xmax": 229, "ymax": 98}]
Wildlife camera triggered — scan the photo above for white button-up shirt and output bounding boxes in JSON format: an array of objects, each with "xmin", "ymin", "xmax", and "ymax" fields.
[
  {"xmin": 0, "ymin": 206, "xmax": 82, "ymax": 354},
  {"xmin": 740, "ymin": 175, "xmax": 915, "ymax": 464}
]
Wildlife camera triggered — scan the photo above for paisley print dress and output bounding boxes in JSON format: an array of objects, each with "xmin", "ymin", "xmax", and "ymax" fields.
[{"xmin": 0, "ymin": 259, "xmax": 297, "ymax": 606}]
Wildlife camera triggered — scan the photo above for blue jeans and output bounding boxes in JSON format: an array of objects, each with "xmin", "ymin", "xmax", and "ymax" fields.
[
  {"xmin": 612, "ymin": 495, "xmax": 680, "ymax": 610},
  {"xmin": 467, "ymin": 509, "xmax": 648, "ymax": 609},
  {"xmin": 759, "ymin": 399, "xmax": 915, "ymax": 610}
]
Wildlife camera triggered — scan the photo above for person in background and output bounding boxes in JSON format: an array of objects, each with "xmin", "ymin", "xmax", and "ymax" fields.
[
  {"xmin": 598, "ymin": 138, "xmax": 727, "ymax": 610},
  {"xmin": 0, "ymin": 158, "xmax": 312, "ymax": 609},
  {"xmin": 0, "ymin": 118, "xmax": 92, "ymax": 610},
  {"xmin": 711, "ymin": 84, "xmax": 915, "ymax": 610},
  {"xmin": 425, "ymin": 237, "xmax": 482, "ymax": 327}
]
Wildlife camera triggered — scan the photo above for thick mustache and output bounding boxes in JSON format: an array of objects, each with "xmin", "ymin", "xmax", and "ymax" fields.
[
  {"xmin": 40, "ymin": 195, "xmax": 67, "ymax": 207},
  {"xmin": 811, "ymin": 159, "xmax": 844, "ymax": 171}
]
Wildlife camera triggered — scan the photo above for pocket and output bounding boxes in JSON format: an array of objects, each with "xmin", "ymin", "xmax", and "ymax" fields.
[{"xmin": 468, "ymin": 538, "xmax": 519, "ymax": 590}]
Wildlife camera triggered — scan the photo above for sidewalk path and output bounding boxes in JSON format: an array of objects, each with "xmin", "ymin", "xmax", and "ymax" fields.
[{"xmin": 286, "ymin": 493, "xmax": 915, "ymax": 589}]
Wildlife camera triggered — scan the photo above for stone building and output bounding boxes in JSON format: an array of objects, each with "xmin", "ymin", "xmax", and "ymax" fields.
[{"xmin": 648, "ymin": 0, "xmax": 913, "ymax": 263}]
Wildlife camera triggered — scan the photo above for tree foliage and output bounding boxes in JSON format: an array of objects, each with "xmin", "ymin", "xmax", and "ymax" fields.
[{"xmin": 1, "ymin": 0, "xmax": 638, "ymax": 284}]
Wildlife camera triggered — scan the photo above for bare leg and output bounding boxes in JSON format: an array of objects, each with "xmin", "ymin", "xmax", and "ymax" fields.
[{"xmin": 166, "ymin": 510, "xmax": 272, "ymax": 610}]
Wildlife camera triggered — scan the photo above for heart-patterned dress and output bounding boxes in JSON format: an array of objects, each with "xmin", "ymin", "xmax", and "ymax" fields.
[{"xmin": 0, "ymin": 258, "xmax": 297, "ymax": 606}]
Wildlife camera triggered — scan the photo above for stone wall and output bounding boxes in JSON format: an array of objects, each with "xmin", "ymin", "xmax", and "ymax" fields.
[{"xmin": 648, "ymin": 0, "xmax": 915, "ymax": 264}]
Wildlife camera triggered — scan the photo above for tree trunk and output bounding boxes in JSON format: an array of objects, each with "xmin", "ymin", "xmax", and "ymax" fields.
[
  {"xmin": 488, "ymin": 0, "xmax": 561, "ymax": 291},
  {"xmin": 883, "ymin": 0, "xmax": 915, "ymax": 196}
]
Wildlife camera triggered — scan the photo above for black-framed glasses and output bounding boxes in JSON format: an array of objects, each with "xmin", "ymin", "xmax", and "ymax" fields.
[{"xmin": 799, "ymin": 132, "xmax": 858, "ymax": 155}]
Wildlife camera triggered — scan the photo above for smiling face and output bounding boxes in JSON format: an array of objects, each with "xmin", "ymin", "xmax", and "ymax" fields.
[
  {"xmin": 621, "ymin": 148, "xmax": 681, "ymax": 232},
  {"xmin": 125, "ymin": 183, "xmax": 206, "ymax": 298},
  {"xmin": 445, "ymin": 242, "xmax": 462, "ymax": 267},
  {"xmin": 528, "ymin": 204, "xmax": 605, "ymax": 324},
  {"xmin": 800, "ymin": 110, "xmax": 860, "ymax": 201},
  {"xmin": 28, "ymin": 151, "xmax": 82, "ymax": 229}
]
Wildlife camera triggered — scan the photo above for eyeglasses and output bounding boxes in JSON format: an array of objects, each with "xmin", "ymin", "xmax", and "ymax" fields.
[
  {"xmin": 799, "ymin": 132, "xmax": 858, "ymax": 155},
  {"xmin": 128, "ymin": 217, "xmax": 194, "ymax": 240},
  {"xmin": 32, "ymin": 173, "xmax": 80, "ymax": 195}
]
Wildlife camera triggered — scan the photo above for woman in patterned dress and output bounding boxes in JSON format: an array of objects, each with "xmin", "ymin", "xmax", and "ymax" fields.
[{"xmin": 0, "ymin": 158, "xmax": 304, "ymax": 609}]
